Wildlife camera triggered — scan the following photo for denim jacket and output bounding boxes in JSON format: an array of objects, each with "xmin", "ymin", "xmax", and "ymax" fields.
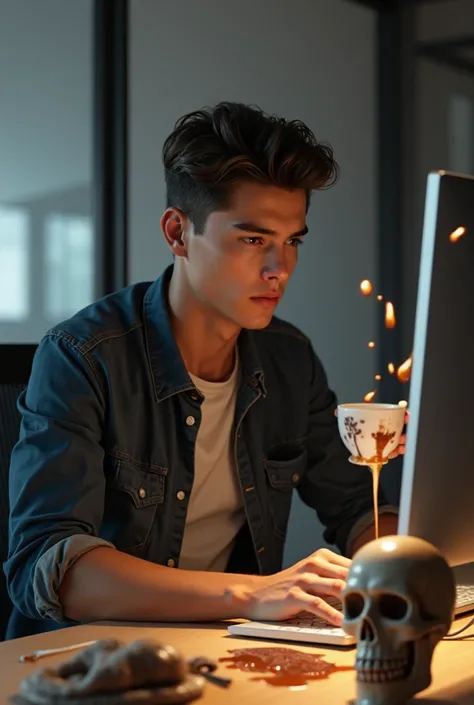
[{"xmin": 5, "ymin": 266, "xmax": 396, "ymax": 638}]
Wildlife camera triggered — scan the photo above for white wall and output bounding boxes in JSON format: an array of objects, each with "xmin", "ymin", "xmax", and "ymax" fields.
[{"xmin": 129, "ymin": 0, "xmax": 378, "ymax": 563}]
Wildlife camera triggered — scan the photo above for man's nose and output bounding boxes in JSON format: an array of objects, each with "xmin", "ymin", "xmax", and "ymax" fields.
[{"xmin": 261, "ymin": 249, "xmax": 290, "ymax": 282}]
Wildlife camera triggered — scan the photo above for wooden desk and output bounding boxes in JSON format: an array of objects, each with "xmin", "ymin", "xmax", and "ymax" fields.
[{"xmin": 1, "ymin": 618, "xmax": 474, "ymax": 704}]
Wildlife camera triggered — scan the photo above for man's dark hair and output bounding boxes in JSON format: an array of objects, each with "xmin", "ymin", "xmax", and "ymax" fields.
[{"xmin": 162, "ymin": 102, "xmax": 339, "ymax": 233}]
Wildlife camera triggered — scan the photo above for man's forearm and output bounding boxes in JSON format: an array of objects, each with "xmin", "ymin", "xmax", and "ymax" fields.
[
  {"xmin": 350, "ymin": 513, "xmax": 399, "ymax": 556},
  {"xmin": 59, "ymin": 547, "xmax": 262, "ymax": 623}
]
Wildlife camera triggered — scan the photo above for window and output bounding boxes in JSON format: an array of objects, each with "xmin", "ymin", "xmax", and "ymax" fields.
[
  {"xmin": 0, "ymin": 206, "xmax": 29, "ymax": 321},
  {"xmin": 44, "ymin": 214, "xmax": 94, "ymax": 321}
]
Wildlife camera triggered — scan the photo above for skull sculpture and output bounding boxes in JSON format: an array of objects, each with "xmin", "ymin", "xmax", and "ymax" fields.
[{"xmin": 342, "ymin": 535, "xmax": 455, "ymax": 705}]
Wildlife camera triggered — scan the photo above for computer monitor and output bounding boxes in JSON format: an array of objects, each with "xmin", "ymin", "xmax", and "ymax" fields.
[{"xmin": 398, "ymin": 170, "xmax": 474, "ymax": 611}]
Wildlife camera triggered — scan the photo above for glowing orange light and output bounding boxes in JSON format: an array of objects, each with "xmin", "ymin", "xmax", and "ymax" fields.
[
  {"xmin": 375, "ymin": 374, "xmax": 382, "ymax": 381},
  {"xmin": 388, "ymin": 363, "xmax": 395, "ymax": 375},
  {"xmin": 360, "ymin": 279, "xmax": 373, "ymax": 296},
  {"xmin": 449, "ymin": 226, "xmax": 466, "ymax": 243},
  {"xmin": 397, "ymin": 355, "xmax": 412, "ymax": 384},
  {"xmin": 368, "ymin": 341, "xmax": 375, "ymax": 349},
  {"xmin": 385, "ymin": 301, "xmax": 396, "ymax": 329},
  {"xmin": 364, "ymin": 391, "xmax": 376, "ymax": 402},
  {"xmin": 377, "ymin": 295, "xmax": 383, "ymax": 302}
]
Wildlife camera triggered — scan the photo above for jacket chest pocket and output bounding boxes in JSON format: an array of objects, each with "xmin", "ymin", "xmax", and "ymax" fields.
[
  {"xmin": 264, "ymin": 445, "xmax": 307, "ymax": 539},
  {"xmin": 103, "ymin": 454, "xmax": 167, "ymax": 554}
]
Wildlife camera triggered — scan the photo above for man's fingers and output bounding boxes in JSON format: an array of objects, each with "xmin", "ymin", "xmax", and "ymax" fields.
[
  {"xmin": 289, "ymin": 588, "xmax": 343, "ymax": 627},
  {"xmin": 325, "ymin": 551, "xmax": 351, "ymax": 568},
  {"xmin": 310, "ymin": 548, "xmax": 351, "ymax": 568},
  {"xmin": 298, "ymin": 575, "xmax": 345, "ymax": 599},
  {"xmin": 307, "ymin": 558, "xmax": 349, "ymax": 581}
]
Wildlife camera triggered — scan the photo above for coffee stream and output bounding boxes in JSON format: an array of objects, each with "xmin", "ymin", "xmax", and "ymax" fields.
[
  {"xmin": 370, "ymin": 463, "xmax": 382, "ymax": 539},
  {"xmin": 351, "ymin": 426, "xmax": 396, "ymax": 540}
]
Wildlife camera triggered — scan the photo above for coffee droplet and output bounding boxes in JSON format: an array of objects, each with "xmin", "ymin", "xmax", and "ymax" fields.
[
  {"xmin": 449, "ymin": 226, "xmax": 466, "ymax": 243},
  {"xmin": 397, "ymin": 355, "xmax": 412, "ymax": 383},
  {"xmin": 388, "ymin": 362, "xmax": 395, "ymax": 374},
  {"xmin": 364, "ymin": 391, "xmax": 376, "ymax": 402},
  {"xmin": 368, "ymin": 341, "xmax": 375, "ymax": 349},
  {"xmin": 360, "ymin": 279, "xmax": 373, "ymax": 296},
  {"xmin": 384, "ymin": 301, "xmax": 396, "ymax": 329}
]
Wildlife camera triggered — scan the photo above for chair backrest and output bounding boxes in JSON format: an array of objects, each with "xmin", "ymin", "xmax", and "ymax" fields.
[{"xmin": 0, "ymin": 344, "xmax": 37, "ymax": 639}]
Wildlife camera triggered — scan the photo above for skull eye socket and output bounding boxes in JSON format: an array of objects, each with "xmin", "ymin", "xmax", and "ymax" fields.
[
  {"xmin": 379, "ymin": 594, "xmax": 409, "ymax": 620},
  {"xmin": 344, "ymin": 592, "xmax": 365, "ymax": 619}
]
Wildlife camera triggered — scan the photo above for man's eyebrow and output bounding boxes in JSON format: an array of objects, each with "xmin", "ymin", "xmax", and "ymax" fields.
[{"xmin": 232, "ymin": 222, "xmax": 308, "ymax": 237}]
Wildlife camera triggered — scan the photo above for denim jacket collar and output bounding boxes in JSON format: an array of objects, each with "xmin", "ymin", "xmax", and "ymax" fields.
[{"xmin": 143, "ymin": 265, "xmax": 266, "ymax": 402}]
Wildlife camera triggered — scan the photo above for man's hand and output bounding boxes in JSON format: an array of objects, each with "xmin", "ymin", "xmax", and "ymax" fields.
[
  {"xmin": 388, "ymin": 411, "xmax": 409, "ymax": 459},
  {"xmin": 229, "ymin": 548, "xmax": 350, "ymax": 626}
]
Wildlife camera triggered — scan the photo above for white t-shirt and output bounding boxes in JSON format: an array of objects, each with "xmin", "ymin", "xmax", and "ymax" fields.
[{"xmin": 179, "ymin": 357, "xmax": 246, "ymax": 572}]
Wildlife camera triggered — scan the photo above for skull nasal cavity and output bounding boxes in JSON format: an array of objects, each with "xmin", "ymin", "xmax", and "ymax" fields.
[{"xmin": 361, "ymin": 618, "xmax": 376, "ymax": 643}]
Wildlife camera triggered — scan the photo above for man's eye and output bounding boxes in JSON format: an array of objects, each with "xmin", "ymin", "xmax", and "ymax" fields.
[
  {"xmin": 242, "ymin": 236, "xmax": 262, "ymax": 245},
  {"xmin": 288, "ymin": 238, "xmax": 304, "ymax": 247}
]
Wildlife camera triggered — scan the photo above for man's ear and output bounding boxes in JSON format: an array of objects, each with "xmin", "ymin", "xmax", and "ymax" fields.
[{"xmin": 161, "ymin": 208, "xmax": 189, "ymax": 257}]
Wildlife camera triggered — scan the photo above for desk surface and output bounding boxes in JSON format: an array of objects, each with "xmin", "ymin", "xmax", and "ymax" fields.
[{"xmin": 1, "ymin": 618, "xmax": 474, "ymax": 704}]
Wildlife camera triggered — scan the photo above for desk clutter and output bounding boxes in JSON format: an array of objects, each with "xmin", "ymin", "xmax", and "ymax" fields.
[
  {"xmin": 12, "ymin": 639, "xmax": 229, "ymax": 705},
  {"xmin": 11, "ymin": 535, "xmax": 466, "ymax": 705}
]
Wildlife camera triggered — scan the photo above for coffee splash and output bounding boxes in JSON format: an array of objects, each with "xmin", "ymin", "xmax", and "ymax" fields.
[
  {"xmin": 219, "ymin": 647, "xmax": 353, "ymax": 688},
  {"xmin": 397, "ymin": 354, "xmax": 412, "ymax": 383},
  {"xmin": 385, "ymin": 301, "xmax": 396, "ymax": 329},
  {"xmin": 372, "ymin": 424, "xmax": 396, "ymax": 458},
  {"xmin": 449, "ymin": 226, "xmax": 466, "ymax": 243}
]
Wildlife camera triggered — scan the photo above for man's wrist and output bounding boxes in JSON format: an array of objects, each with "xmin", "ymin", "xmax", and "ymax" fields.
[{"xmin": 223, "ymin": 575, "xmax": 266, "ymax": 619}]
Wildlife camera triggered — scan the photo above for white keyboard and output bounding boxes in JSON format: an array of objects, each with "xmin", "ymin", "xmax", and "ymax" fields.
[
  {"xmin": 228, "ymin": 597, "xmax": 355, "ymax": 647},
  {"xmin": 456, "ymin": 585, "xmax": 474, "ymax": 611},
  {"xmin": 228, "ymin": 587, "xmax": 474, "ymax": 647}
]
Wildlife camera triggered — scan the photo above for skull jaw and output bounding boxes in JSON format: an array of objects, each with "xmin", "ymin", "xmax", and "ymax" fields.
[{"xmin": 355, "ymin": 637, "xmax": 436, "ymax": 705}]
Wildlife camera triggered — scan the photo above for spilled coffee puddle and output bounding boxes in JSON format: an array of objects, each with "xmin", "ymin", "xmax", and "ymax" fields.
[{"xmin": 219, "ymin": 646, "xmax": 353, "ymax": 688}]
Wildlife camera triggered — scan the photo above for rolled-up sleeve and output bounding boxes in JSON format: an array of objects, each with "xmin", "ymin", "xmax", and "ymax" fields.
[
  {"xmin": 34, "ymin": 535, "xmax": 114, "ymax": 621},
  {"xmin": 297, "ymin": 345, "xmax": 398, "ymax": 555},
  {"xmin": 5, "ymin": 333, "xmax": 114, "ymax": 621}
]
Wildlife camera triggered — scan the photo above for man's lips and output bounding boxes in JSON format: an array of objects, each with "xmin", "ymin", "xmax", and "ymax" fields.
[{"xmin": 250, "ymin": 293, "xmax": 281, "ymax": 306}]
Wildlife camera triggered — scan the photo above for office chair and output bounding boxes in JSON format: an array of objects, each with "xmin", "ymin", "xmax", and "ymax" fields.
[{"xmin": 0, "ymin": 344, "xmax": 37, "ymax": 640}]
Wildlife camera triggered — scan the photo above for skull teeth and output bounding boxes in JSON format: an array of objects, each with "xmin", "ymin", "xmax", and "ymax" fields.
[
  {"xmin": 356, "ymin": 657, "xmax": 410, "ymax": 682},
  {"xmin": 357, "ymin": 669, "xmax": 407, "ymax": 683}
]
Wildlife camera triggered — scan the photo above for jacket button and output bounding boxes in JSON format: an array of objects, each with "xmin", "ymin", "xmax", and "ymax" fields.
[
  {"xmin": 186, "ymin": 415, "xmax": 196, "ymax": 426},
  {"xmin": 176, "ymin": 490, "xmax": 185, "ymax": 501},
  {"xmin": 138, "ymin": 487, "xmax": 146, "ymax": 498},
  {"xmin": 167, "ymin": 558, "xmax": 175, "ymax": 567},
  {"xmin": 292, "ymin": 473, "xmax": 300, "ymax": 483}
]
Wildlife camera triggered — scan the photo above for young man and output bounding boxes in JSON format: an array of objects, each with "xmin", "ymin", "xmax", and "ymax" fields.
[{"xmin": 6, "ymin": 102, "xmax": 402, "ymax": 639}]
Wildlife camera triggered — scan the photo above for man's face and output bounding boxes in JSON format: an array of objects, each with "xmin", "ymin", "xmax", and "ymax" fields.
[{"xmin": 181, "ymin": 181, "xmax": 307, "ymax": 332}]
